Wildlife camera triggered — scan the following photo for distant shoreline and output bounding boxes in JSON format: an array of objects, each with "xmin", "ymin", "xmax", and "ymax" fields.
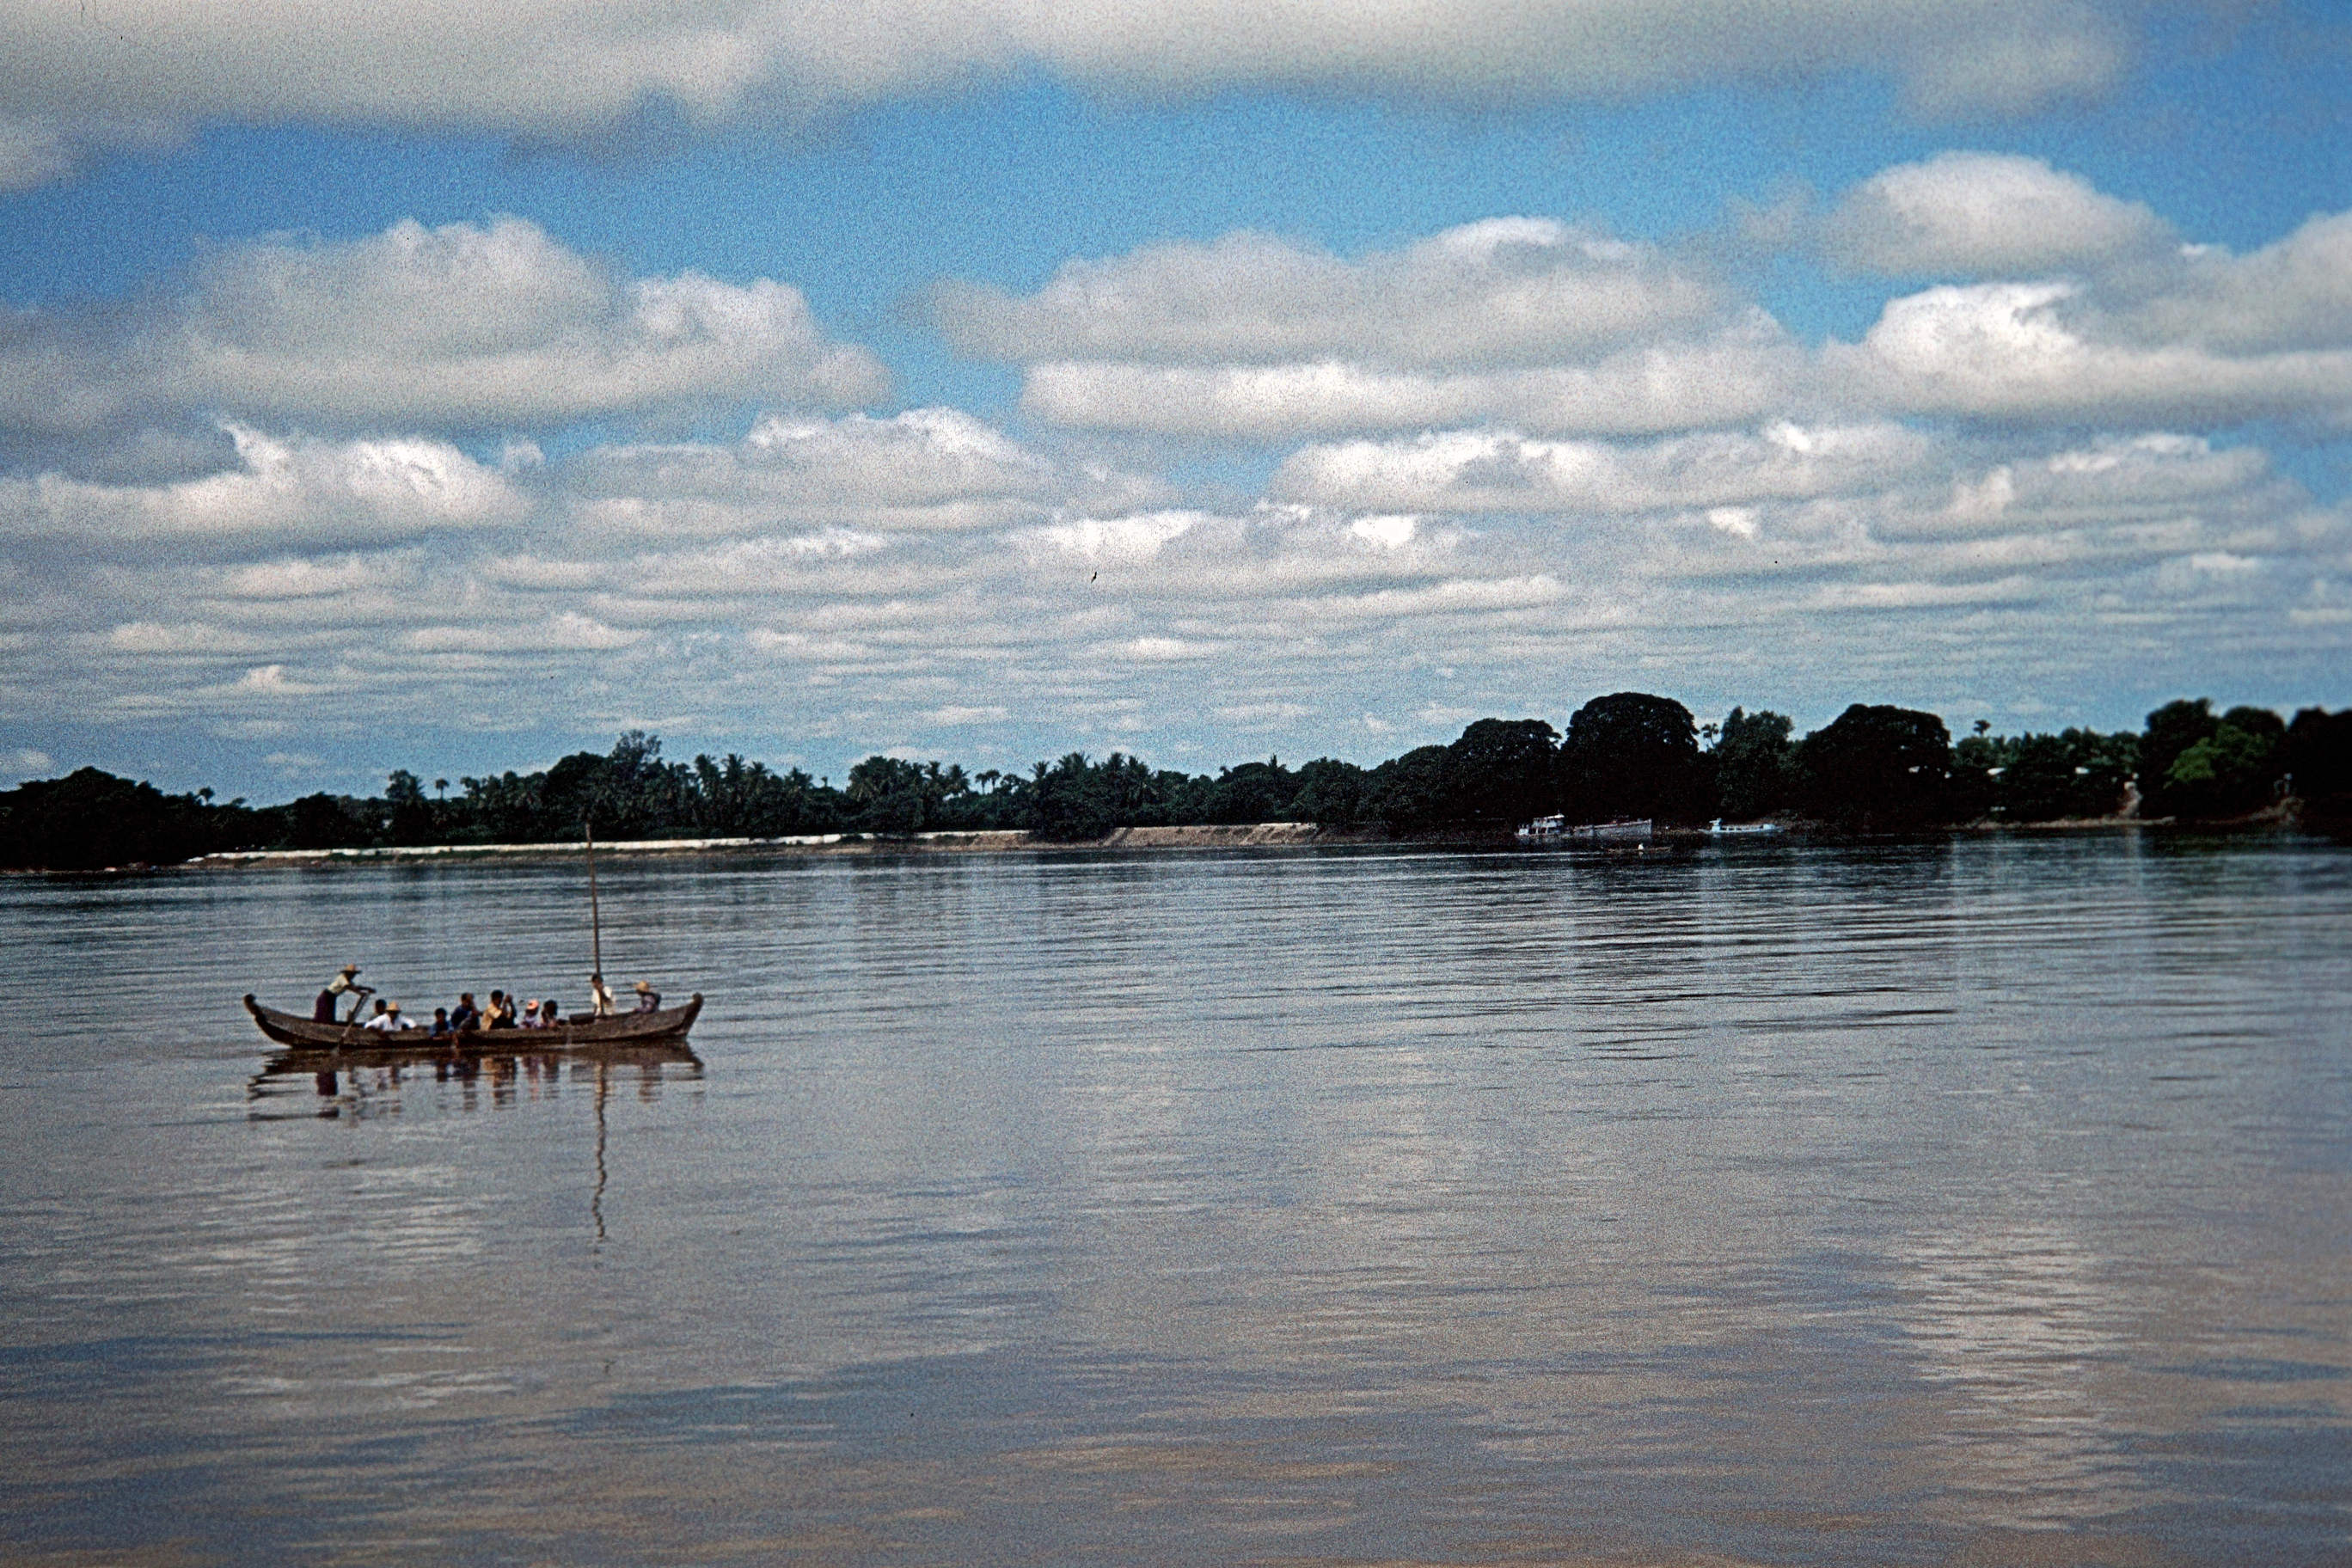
[
  {"xmin": 173, "ymin": 812, "xmax": 2291, "ymax": 870},
  {"xmin": 6, "ymin": 808, "xmax": 2328, "ymax": 877}
]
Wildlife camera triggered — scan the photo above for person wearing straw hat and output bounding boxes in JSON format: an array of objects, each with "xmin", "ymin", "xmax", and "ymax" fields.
[
  {"xmin": 362, "ymin": 1001, "xmax": 407, "ymax": 1032},
  {"xmin": 631, "ymin": 980, "xmax": 663, "ymax": 1013},
  {"xmin": 316, "ymin": 962, "xmax": 373, "ymax": 1023}
]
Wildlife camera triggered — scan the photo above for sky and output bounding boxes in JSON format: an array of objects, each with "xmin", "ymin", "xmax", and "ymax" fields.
[{"xmin": 0, "ymin": 0, "xmax": 2347, "ymax": 801}]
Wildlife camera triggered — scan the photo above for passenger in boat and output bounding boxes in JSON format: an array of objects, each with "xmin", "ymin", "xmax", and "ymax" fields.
[
  {"xmin": 429, "ymin": 1007, "xmax": 453, "ymax": 1039},
  {"xmin": 632, "ymin": 980, "xmax": 662, "ymax": 1012},
  {"xmin": 589, "ymin": 973, "xmax": 616, "ymax": 1017},
  {"xmin": 318, "ymin": 963, "xmax": 372, "ymax": 1023},
  {"xmin": 541, "ymin": 998, "xmax": 561, "ymax": 1028},
  {"xmin": 518, "ymin": 999, "xmax": 545, "ymax": 1030},
  {"xmin": 450, "ymin": 993, "xmax": 480, "ymax": 1032},
  {"xmin": 486, "ymin": 990, "xmax": 518, "ymax": 1029},
  {"xmin": 363, "ymin": 1001, "xmax": 407, "ymax": 1032}
]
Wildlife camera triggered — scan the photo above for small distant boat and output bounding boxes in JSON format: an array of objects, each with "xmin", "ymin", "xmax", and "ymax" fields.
[
  {"xmin": 244, "ymin": 993, "xmax": 702, "ymax": 1050},
  {"xmin": 1517, "ymin": 815, "xmax": 1651, "ymax": 842},
  {"xmin": 1708, "ymin": 818, "xmax": 1784, "ymax": 836}
]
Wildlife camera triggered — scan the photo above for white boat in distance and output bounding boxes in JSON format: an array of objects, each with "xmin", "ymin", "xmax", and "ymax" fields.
[{"xmin": 1516, "ymin": 816, "xmax": 1652, "ymax": 842}]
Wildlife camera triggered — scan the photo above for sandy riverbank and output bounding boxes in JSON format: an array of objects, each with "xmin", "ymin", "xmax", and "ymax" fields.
[{"xmin": 190, "ymin": 821, "xmax": 1398, "ymax": 867}]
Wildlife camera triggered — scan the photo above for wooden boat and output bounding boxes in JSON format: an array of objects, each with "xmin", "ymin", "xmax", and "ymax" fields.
[{"xmin": 244, "ymin": 992, "xmax": 702, "ymax": 1050}]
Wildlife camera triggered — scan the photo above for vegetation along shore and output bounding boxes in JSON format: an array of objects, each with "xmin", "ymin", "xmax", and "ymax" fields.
[{"xmin": 6, "ymin": 693, "xmax": 2347, "ymax": 872}]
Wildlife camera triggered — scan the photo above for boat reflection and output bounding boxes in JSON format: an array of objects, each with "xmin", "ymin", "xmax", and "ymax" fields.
[{"xmin": 248, "ymin": 1039, "xmax": 702, "ymax": 1118}]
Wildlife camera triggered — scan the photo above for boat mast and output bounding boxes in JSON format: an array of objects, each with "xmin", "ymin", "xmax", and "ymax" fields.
[{"xmin": 585, "ymin": 813, "xmax": 604, "ymax": 979}]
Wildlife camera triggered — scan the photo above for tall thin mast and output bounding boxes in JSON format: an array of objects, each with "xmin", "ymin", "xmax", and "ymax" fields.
[{"xmin": 585, "ymin": 814, "xmax": 604, "ymax": 978}]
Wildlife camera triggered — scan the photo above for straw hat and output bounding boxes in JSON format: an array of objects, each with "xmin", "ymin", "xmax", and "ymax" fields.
[
  {"xmin": 386, "ymin": 1001, "xmax": 402, "ymax": 1013},
  {"xmin": 633, "ymin": 980, "xmax": 653, "ymax": 994},
  {"xmin": 340, "ymin": 963, "xmax": 361, "ymax": 975}
]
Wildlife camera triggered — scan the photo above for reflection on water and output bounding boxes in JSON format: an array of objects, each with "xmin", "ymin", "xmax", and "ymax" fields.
[
  {"xmin": 0, "ymin": 834, "xmax": 2346, "ymax": 1565},
  {"xmin": 248, "ymin": 1041, "xmax": 702, "ymax": 1118}
]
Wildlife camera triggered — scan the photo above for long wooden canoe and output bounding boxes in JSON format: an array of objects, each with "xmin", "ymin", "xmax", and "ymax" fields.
[{"xmin": 244, "ymin": 992, "xmax": 702, "ymax": 1050}]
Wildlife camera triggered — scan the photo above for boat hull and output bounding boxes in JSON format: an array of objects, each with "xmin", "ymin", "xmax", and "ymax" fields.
[{"xmin": 243, "ymin": 993, "xmax": 702, "ymax": 1050}]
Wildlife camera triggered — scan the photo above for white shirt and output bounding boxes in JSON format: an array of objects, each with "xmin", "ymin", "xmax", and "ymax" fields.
[{"xmin": 362, "ymin": 1012, "xmax": 406, "ymax": 1032}]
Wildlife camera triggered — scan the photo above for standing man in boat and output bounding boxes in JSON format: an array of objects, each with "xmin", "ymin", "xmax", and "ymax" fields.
[
  {"xmin": 315, "ymin": 963, "xmax": 373, "ymax": 1023},
  {"xmin": 589, "ymin": 973, "xmax": 617, "ymax": 1017}
]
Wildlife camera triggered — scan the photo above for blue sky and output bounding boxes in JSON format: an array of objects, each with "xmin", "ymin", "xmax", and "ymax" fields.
[{"xmin": 1, "ymin": 0, "xmax": 2346, "ymax": 799}]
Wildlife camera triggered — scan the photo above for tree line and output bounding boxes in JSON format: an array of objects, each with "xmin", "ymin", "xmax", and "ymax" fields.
[{"xmin": 3, "ymin": 694, "xmax": 2348, "ymax": 870}]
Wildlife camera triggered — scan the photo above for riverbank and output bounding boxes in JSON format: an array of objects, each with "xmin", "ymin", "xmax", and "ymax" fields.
[
  {"xmin": 31, "ymin": 804, "xmax": 2330, "ymax": 874},
  {"xmin": 188, "ymin": 820, "xmax": 1396, "ymax": 867}
]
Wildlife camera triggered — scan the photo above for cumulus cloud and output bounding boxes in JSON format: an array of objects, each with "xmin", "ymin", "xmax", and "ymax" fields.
[
  {"xmin": 1836, "ymin": 276, "xmax": 2352, "ymax": 430},
  {"xmin": 563, "ymin": 407, "xmax": 1077, "ymax": 537},
  {"xmin": 2121, "ymin": 211, "xmax": 2352, "ymax": 356},
  {"xmin": 0, "ymin": 217, "xmax": 887, "ymax": 439},
  {"xmin": 938, "ymin": 219, "xmax": 1812, "ymax": 439},
  {"xmin": 0, "ymin": 0, "xmax": 2137, "ymax": 190},
  {"xmin": 1020, "ymin": 314, "xmax": 1804, "ymax": 439},
  {"xmin": 938, "ymin": 221, "xmax": 1731, "ymax": 368},
  {"xmin": 0, "ymin": 426, "xmax": 525, "ymax": 553},
  {"xmin": 1273, "ymin": 422, "xmax": 1939, "ymax": 515},
  {"xmin": 1823, "ymin": 152, "xmax": 2171, "ymax": 277}
]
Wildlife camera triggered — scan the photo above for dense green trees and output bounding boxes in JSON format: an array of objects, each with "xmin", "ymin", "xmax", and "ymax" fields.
[
  {"xmin": 1713, "ymin": 707, "xmax": 1794, "ymax": 820},
  {"xmin": 4, "ymin": 692, "xmax": 2344, "ymax": 868},
  {"xmin": 1951, "ymin": 727, "xmax": 2139, "ymax": 823},
  {"xmin": 1794, "ymin": 705, "xmax": 1953, "ymax": 829},
  {"xmin": 1559, "ymin": 693, "xmax": 1710, "ymax": 823},
  {"xmin": 1446, "ymin": 720, "xmax": 1559, "ymax": 826}
]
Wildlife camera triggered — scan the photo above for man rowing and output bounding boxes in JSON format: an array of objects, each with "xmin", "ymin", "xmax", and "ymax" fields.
[{"xmin": 315, "ymin": 963, "xmax": 374, "ymax": 1024}]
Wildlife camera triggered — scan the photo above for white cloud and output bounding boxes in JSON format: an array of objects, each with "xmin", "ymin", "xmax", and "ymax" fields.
[
  {"xmin": 938, "ymin": 221, "xmax": 1730, "ymax": 369},
  {"xmin": 3, "ymin": 746, "xmax": 54, "ymax": 775},
  {"xmin": 2122, "ymin": 211, "xmax": 2352, "ymax": 357},
  {"xmin": 1273, "ymin": 422, "xmax": 1936, "ymax": 515},
  {"xmin": 1823, "ymin": 152, "xmax": 2170, "ymax": 276},
  {"xmin": 1835, "ymin": 278, "xmax": 2352, "ymax": 430},
  {"xmin": 0, "ymin": 217, "xmax": 887, "ymax": 438},
  {"xmin": 0, "ymin": 1, "xmax": 2135, "ymax": 192},
  {"xmin": 2, "ymin": 426, "xmax": 525, "ymax": 552},
  {"xmin": 940, "ymin": 220, "xmax": 1804, "ymax": 439},
  {"xmin": 1020, "ymin": 314, "xmax": 1802, "ymax": 438},
  {"xmin": 563, "ymin": 407, "xmax": 1069, "ymax": 537},
  {"xmin": 403, "ymin": 613, "xmax": 641, "ymax": 653},
  {"xmin": 921, "ymin": 703, "xmax": 1009, "ymax": 726}
]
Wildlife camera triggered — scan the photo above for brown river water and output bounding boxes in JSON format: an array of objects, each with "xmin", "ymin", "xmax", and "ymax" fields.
[{"xmin": 0, "ymin": 833, "xmax": 2345, "ymax": 1565}]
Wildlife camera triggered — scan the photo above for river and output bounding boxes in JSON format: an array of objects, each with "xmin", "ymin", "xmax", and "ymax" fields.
[{"xmin": 0, "ymin": 832, "xmax": 2345, "ymax": 1564}]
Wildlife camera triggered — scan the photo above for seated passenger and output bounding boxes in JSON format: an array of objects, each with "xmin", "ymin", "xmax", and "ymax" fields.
[
  {"xmin": 632, "ymin": 980, "xmax": 662, "ymax": 1012},
  {"xmin": 363, "ymin": 1001, "xmax": 408, "ymax": 1032},
  {"xmin": 429, "ymin": 1007, "xmax": 452, "ymax": 1039},
  {"xmin": 487, "ymin": 990, "xmax": 518, "ymax": 1028},
  {"xmin": 450, "ymin": 993, "xmax": 480, "ymax": 1032},
  {"xmin": 542, "ymin": 998, "xmax": 561, "ymax": 1028},
  {"xmin": 519, "ymin": 999, "xmax": 545, "ymax": 1029}
]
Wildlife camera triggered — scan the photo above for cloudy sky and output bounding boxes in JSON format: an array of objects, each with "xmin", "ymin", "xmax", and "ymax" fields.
[{"xmin": 1, "ymin": 0, "xmax": 2346, "ymax": 799}]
